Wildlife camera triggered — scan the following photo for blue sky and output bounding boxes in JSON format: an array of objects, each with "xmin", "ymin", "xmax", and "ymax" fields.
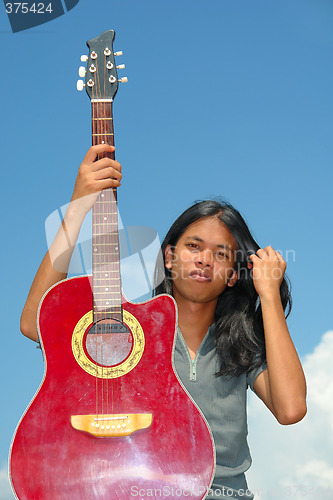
[{"xmin": 1, "ymin": 0, "xmax": 333, "ymax": 498}]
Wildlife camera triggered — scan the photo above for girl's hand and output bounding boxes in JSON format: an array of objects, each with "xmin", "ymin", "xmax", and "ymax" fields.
[
  {"xmin": 70, "ymin": 144, "xmax": 122, "ymax": 214},
  {"xmin": 248, "ymin": 246, "xmax": 286, "ymax": 300}
]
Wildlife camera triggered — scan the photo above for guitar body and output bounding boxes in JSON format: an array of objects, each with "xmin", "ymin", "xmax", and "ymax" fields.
[{"xmin": 10, "ymin": 276, "xmax": 215, "ymax": 499}]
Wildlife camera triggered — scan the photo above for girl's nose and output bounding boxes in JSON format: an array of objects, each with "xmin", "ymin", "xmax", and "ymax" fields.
[{"xmin": 197, "ymin": 249, "xmax": 213, "ymax": 267}]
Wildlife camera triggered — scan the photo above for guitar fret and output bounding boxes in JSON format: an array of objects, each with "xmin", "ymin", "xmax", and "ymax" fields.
[
  {"xmin": 92, "ymin": 239, "xmax": 119, "ymax": 242},
  {"xmin": 93, "ymin": 271, "xmax": 119, "ymax": 273},
  {"xmin": 93, "ymin": 260, "xmax": 120, "ymax": 263},
  {"xmin": 93, "ymin": 117, "xmax": 113, "ymax": 121},
  {"xmin": 94, "ymin": 295, "xmax": 121, "ymax": 298},
  {"xmin": 93, "ymin": 282, "xmax": 120, "ymax": 284},
  {"xmin": 93, "ymin": 265, "xmax": 119, "ymax": 268},
  {"xmin": 92, "ymin": 133, "xmax": 114, "ymax": 136},
  {"xmin": 94, "ymin": 303, "xmax": 121, "ymax": 307},
  {"xmin": 91, "ymin": 98, "xmax": 113, "ymax": 103},
  {"xmin": 93, "ymin": 265, "xmax": 120, "ymax": 269},
  {"xmin": 93, "ymin": 211, "xmax": 118, "ymax": 214},
  {"xmin": 94, "ymin": 307, "xmax": 122, "ymax": 310},
  {"xmin": 95, "ymin": 200, "xmax": 118, "ymax": 207},
  {"xmin": 93, "ymin": 263, "xmax": 120, "ymax": 266},
  {"xmin": 92, "ymin": 242, "xmax": 119, "ymax": 246},
  {"xmin": 93, "ymin": 304, "xmax": 122, "ymax": 309},
  {"xmin": 93, "ymin": 284, "xmax": 121, "ymax": 288},
  {"xmin": 93, "ymin": 257, "xmax": 120, "ymax": 260},
  {"xmin": 92, "ymin": 243, "xmax": 119, "ymax": 246},
  {"xmin": 93, "ymin": 252, "xmax": 119, "ymax": 260},
  {"xmin": 93, "ymin": 275, "xmax": 120, "ymax": 277},
  {"xmin": 93, "ymin": 276, "xmax": 120, "ymax": 280},
  {"xmin": 93, "ymin": 252, "xmax": 120, "ymax": 256},
  {"xmin": 94, "ymin": 218, "xmax": 116, "ymax": 222}
]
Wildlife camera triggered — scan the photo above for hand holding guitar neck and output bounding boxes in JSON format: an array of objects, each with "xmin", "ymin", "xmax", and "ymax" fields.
[{"xmin": 70, "ymin": 144, "xmax": 122, "ymax": 215}]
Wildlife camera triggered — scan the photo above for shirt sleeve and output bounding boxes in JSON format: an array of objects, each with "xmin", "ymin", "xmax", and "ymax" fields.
[{"xmin": 246, "ymin": 361, "xmax": 267, "ymax": 392}]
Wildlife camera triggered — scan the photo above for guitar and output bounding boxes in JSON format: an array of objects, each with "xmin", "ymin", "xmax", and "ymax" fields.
[{"xmin": 9, "ymin": 30, "xmax": 215, "ymax": 499}]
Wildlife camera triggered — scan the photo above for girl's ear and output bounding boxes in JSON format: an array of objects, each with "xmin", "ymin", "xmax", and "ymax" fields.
[
  {"xmin": 227, "ymin": 270, "xmax": 238, "ymax": 287},
  {"xmin": 165, "ymin": 244, "xmax": 173, "ymax": 270}
]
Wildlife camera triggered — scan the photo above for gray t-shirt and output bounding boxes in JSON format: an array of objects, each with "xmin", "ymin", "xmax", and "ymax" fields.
[{"xmin": 174, "ymin": 325, "xmax": 267, "ymax": 500}]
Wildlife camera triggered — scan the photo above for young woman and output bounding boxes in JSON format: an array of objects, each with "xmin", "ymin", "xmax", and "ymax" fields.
[
  {"xmin": 153, "ymin": 200, "xmax": 307, "ymax": 498},
  {"xmin": 20, "ymin": 145, "xmax": 307, "ymax": 499}
]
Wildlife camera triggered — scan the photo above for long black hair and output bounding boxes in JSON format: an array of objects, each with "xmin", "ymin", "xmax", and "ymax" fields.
[{"xmin": 153, "ymin": 199, "xmax": 292, "ymax": 377}]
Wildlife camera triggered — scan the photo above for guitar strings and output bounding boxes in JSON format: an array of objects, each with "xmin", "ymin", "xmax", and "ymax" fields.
[
  {"xmin": 95, "ymin": 56, "xmax": 115, "ymax": 421},
  {"xmin": 102, "ymin": 53, "xmax": 112, "ymax": 419},
  {"xmin": 92, "ymin": 52, "xmax": 124, "ymax": 425},
  {"xmin": 91, "ymin": 81, "xmax": 100, "ymax": 424},
  {"xmin": 103, "ymin": 58, "xmax": 115, "ymax": 420},
  {"xmin": 96, "ymin": 60, "xmax": 107, "ymax": 419}
]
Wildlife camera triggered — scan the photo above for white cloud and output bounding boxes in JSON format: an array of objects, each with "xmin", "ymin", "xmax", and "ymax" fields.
[
  {"xmin": 0, "ymin": 464, "xmax": 14, "ymax": 500},
  {"xmin": 247, "ymin": 331, "xmax": 333, "ymax": 499}
]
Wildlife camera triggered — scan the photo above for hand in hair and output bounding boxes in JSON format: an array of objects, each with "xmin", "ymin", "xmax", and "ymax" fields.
[{"xmin": 248, "ymin": 246, "xmax": 287, "ymax": 300}]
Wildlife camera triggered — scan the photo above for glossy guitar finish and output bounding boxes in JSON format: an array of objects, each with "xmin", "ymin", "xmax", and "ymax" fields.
[{"xmin": 10, "ymin": 276, "xmax": 215, "ymax": 499}]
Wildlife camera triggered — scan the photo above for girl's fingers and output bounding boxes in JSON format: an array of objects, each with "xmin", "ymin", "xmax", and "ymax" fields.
[
  {"xmin": 91, "ymin": 157, "xmax": 121, "ymax": 174},
  {"xmin": 81, "ymin": 145, "xmax": 115, "ymax": 165},
  {"xmin": 95, "ymin": 178, "xmax": 121, "ymax": 190},
  {"xmin": 94, "ymin": 166, "xmax": 122, "ymax": 182}
]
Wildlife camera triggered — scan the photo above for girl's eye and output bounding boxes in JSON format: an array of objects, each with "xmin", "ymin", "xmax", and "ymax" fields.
[
  {"xmin": 216, "ymin": 251, "xmax": 229, "ymax": 260},
  {"xmin": 187, "ymin": 243, "xmax": 200, "ymax": 251}
]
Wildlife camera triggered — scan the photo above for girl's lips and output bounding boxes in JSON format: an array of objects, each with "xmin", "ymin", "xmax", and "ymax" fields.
[{"xmin": 189, "ymin": 270, "xmax": 212, "ymax": 282}]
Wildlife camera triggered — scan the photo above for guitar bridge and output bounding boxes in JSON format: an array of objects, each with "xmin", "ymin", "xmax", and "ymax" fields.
[{"xmin": 71, "ymin": 413, "xmax": 152, "ymax": 437}]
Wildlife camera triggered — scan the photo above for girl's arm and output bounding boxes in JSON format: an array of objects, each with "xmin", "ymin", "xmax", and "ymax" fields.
[
  {"xmin": 250, "ymin": 246, "xmax": 307, "ymax": 425},
  {"xmin": 20, "ymin": 144, "xmax": 121, "ymax": 341}
]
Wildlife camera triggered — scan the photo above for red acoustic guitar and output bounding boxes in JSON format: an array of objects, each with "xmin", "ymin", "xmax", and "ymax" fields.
[{"xmin": 9, "ymin": 30, "xmax": 215, "ymax": 499}]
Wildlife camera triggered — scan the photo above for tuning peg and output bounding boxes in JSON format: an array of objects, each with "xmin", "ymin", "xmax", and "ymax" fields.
[
  {"xmin": 116, "ymin": 64, "xmax": 125, "ymax": 70},
  {"xmin": 77, "ymin": 80, "xmax": 85, "ymax": 91},
  {"xmin": 119, "ymin": 77, "xmax": 128, "ymax": 83},
  {"xmin": 78, "ymin": 66, "xmax": 86, "ymax": 78},
  {"xmin": 80, "ymin": 55, "xmax": 88, "ymax": 62},
  {"xmin": 114, "ymin": 51, "xmax": 123, "ymax": 56}
]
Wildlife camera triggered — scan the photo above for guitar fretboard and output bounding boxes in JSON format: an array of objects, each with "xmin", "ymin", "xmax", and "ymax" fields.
[{"xmin": 92, "ymin": 101, "xmax": 122, "ymax": 323}]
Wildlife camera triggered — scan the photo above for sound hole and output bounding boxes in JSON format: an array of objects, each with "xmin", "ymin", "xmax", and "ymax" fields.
[{"xmin": 85, "ymin": 319, "xmax": 133, "ymax": 367}]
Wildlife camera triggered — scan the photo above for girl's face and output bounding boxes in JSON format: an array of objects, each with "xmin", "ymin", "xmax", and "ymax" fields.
[{"xmin": 165, "ymin": 217, "xmax": 238, "ymax": 307}]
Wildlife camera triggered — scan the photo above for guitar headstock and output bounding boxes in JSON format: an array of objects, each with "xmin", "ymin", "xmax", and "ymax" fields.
[{"xmin": 77, "ymin": 29, "xmax": 127, "ymax": 101}]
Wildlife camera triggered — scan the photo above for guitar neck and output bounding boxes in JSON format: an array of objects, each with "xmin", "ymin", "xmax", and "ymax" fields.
[{"xmin": 92, "ymin": 101, "xmax": 122, "ymax": 323}]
